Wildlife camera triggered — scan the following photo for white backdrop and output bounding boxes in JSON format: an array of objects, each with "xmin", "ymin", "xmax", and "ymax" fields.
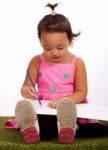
[{"xmin": 0, "ymin": 0, "xmax": 108, "ymax": 115}]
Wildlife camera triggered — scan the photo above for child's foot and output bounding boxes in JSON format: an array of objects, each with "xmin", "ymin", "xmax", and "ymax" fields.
[
  {"xmin": 57, "ymin": 99, "xmax": 77, "ymax": 144},
  {"xmin": 15, "ymin": 100, "xmax": 40, "ymax": 144}
]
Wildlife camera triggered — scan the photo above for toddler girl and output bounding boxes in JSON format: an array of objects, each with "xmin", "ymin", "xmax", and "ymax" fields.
[{"xmin": 15, "ymin": 3, "xmax": 88, "ymax": 144}]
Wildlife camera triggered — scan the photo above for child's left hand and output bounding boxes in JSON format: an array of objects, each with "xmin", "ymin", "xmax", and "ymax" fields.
[{"xmin": 48, "ymin": 99, "xmax": 59, "ymax": 108}]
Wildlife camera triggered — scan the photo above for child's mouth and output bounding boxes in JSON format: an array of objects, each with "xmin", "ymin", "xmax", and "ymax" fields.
[
  {"xmin": 52, "ymin": 56, "xmax": 59, "ymax": 59},
  {"xmin": 51, "ymin": 56, "xmax": 60, "ymax": 62}
]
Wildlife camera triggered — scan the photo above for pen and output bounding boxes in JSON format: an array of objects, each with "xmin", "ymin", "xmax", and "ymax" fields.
[{"xmin": 26, "ymin": 69, "xmax": 42, "ymax": 107}]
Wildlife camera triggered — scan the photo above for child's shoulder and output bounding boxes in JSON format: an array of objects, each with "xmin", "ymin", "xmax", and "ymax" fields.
[
  {"xmin": 28, "ymin": 54, "xmax": 41, "ymax": 68},
  {"xmin": 76, "ymin": 56, "xmax": 85, "ymax": 63},
  {"xmin": 71, "ymin": 53, "xmax": 85, "ymax": 65},
  {"xmin": 30, "ymin": 54, "xmax": 41, "ymax": 63},
  {"xmin": 75, "ymin": 56, "xmax": 86, "ymax": 69}
]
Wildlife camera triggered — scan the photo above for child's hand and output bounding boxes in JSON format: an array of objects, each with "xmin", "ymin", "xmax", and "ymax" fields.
[
  {"xmin": 48, "ymin": 99, "xmax": 59, "ymax": 108},
  {"xmin": 21, "ymin": 86, "xmax": 38, "ymax": 100}
]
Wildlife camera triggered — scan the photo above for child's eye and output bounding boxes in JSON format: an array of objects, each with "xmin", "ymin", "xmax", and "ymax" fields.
[
  {"xmin": 45, "ymin": 47, "xmax": 51, "ymax": 51},
  {"xmin": 58, "ymin": 47, "xmax": 64, "ymax": 50}
]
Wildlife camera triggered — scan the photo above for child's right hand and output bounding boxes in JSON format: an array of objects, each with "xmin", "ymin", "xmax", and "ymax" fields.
[{"xmin": 21, "ymin": 85, "xmax": 38, "ymax": 100}]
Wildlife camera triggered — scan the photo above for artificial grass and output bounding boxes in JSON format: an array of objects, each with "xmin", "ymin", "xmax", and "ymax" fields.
[{"xmin": 0, "ymin": 117, "xmax": 108, "ymax": 150}]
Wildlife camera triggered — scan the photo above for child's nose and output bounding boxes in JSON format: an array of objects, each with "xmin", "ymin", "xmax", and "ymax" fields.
[{"xmin": 52, "ymin": 49, "xmax": 58, "ymax": 56}]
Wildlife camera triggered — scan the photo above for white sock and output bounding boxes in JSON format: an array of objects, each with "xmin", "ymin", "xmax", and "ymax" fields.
[
  {"xmin": 57, "ymin": 120, "xmax": 60, "ymax": 133},
  {"xmin": 35, "ymin": 119, "xmax": 40, "ymax": 134}
]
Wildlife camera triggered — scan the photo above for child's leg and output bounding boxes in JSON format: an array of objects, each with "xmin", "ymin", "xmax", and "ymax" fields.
[
  {"xmin": 57, "ymin": 99, "xmax": 77, "ymax": 144},
  {"xmin": 15, "ymin": 99, "xmax": 40, "ymax": 144}
]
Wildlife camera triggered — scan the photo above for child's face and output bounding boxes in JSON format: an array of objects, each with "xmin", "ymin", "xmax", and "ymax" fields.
[{"xmin": 40, "ymin": 32, "xmax": 71, "ymax": 63}]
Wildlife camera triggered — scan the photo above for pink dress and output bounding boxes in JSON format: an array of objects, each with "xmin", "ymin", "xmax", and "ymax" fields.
[
  {"xmin": 37, "ymin": 54, "xmax": 99, "ymax": 125},
  {"xmin": 38, "ymin": 54, "xmax": 92, "ymax": 125},
  {"xmin": 38, "ymin": 54, "xmax": 87, "ymax": 103}
]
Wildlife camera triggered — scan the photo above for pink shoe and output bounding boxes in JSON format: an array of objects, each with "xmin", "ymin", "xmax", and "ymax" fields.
[
  {"xmin": 58, "ymin": 127, "xmax": 75, "ymax": 144},
  {"xmin": 4, "ymin": 119, "xmax": 20, "ymax": 129},
  {"xmin": 22, "ymin": 126, "xmax": 40, "ymax": 144},
  {"xmin": 15, "ymin": 100, "xmax": 40, "ymax": 144}
]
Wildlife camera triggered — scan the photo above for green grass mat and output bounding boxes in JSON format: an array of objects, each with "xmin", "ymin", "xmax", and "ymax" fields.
[{"xmin": 0, "ymin": 117, "xmax": 108, "ymax": 150}]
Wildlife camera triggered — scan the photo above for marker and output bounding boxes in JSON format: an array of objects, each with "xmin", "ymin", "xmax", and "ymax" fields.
[{"xmin": 26, "ymin": 69, "xmax": 42, "ymax": 107}]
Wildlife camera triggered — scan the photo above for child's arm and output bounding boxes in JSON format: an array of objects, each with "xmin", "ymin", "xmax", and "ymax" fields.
[{"xmin": 21, "ymin": 55, "xmax": 41, "ymax": 99}]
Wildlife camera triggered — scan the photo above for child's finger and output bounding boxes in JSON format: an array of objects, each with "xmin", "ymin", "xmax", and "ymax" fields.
[
  {"xmin": 28, "ymin": 87, "xmax": 37, "ymax": 97},
  {"xmin": 48, "ymin": 101, "xmax": 57, "ymax": 108},
  {"xmin": 29, "ymin": 87, "xmax": 37, "ymax": 94}
]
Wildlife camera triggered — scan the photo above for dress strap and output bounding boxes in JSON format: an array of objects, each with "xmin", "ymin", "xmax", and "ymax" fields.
[
  {"xmin": 39, "ymin": 54, "xmax": 45, "ymax": 62},
  {"xmin": 72, "ymin": 56, "xmax": 77, "ymax": 65}
]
